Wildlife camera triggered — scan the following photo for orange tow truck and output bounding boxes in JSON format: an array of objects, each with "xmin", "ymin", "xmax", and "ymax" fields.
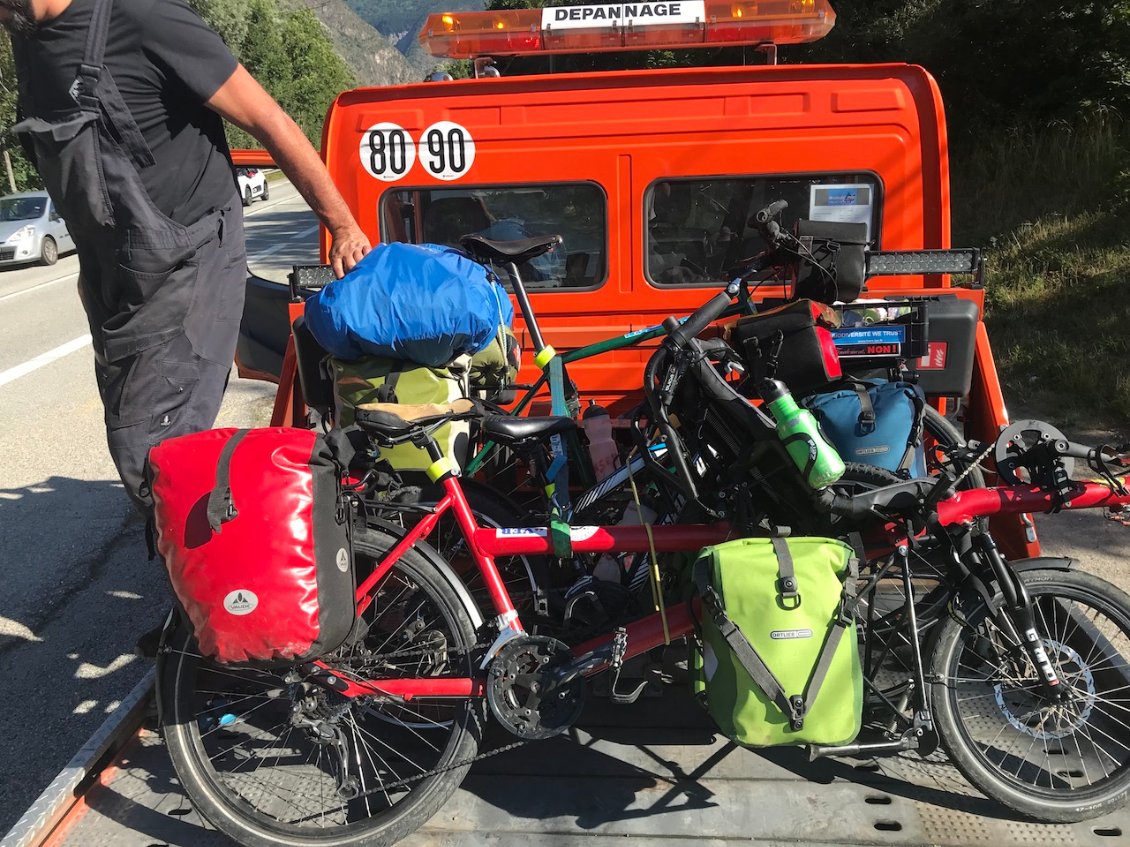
[{"xmin": 236, "ymin": 0, "xmax": 1032, "ymax": 558}]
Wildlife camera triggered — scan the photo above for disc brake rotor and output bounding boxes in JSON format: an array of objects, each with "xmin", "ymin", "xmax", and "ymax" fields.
[
  {"xmin": 993, "ymin": 639, "xmax": 1095, "ymax": 740},
  {"xmin": 487, "ymin": 635, "xmax": 585, "ymax": 740}
]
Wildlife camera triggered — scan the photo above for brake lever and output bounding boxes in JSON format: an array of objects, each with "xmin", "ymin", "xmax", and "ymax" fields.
[{"xmin": 659, "ymin": 353, "xmax": 691, "ymax": 408}]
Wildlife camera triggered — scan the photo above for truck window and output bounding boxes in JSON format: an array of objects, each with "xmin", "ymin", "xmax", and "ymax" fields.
[
  {"xmin": 380, "ymin": 183, "xmax": 608, "ymax": 290},
  {"xmin": 646, "ymin": 174, "xmax": 881, "ymax": 286}
]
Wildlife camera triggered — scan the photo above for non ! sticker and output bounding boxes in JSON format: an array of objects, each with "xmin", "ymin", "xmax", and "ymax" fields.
[
  {"xmin": 418, "ymin": 121, "xmax": 475, "ymax": 181},
  {"xmin": 360, "ymin": 122, "xmax": 415, "ymax": 182}
]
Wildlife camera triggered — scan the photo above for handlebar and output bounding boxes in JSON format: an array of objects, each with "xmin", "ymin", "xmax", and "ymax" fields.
[
  {"xmin": 1053, "ymin": 439, "xmax": 1116, "ymax": 463},
  {"xmin": 754, "ymin": 200, "xmax": 788, "ymax": 224},
  {"xmin": 663, "ymin": 283, "xmax": 738, "ymax": 350}
]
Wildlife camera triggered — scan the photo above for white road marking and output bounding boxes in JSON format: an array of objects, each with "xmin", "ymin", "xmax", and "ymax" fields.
[
  {"xmin": 0, "ymin": 270, "xmax": 79, "ymax": 303},
  {"xmin": 0, "ymin": 181, "xmax": 305, "ymax": 303},
  {"xmin": 0, "ymin": 334, "xmax": 91, "ymax": 389},
  {"xmin": 247, "ymin": 223, "xmax": 320, "ymax": 262}
]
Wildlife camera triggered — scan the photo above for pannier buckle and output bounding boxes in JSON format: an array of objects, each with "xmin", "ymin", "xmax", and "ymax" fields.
[
  {"xmin": 777, "ymin": 576, "xmax": 799, "ymax": 600},
  {"xmin": 789, "ymin": 695, "xmax": 806, "ymax": 731}
]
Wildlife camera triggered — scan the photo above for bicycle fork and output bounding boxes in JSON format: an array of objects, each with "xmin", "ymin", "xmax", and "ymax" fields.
[{"xmin": 974, "ymin": 531, "xmax": 1064, "ymax": 698}]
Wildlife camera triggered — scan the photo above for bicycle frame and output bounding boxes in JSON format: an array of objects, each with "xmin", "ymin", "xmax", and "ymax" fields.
[
  {"xmin": 322, "ymin": 465, "xmax": 1130, "ymax": 704},
  {"xmin": 937, "ymin": 481, "xmax": 1130, "ymax": 525},
  {"xmin": 318, "ymin": 469, "xmax": 732, "ymax": 701}
]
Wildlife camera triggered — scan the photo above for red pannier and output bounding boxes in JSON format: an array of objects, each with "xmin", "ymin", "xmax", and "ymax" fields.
[{"xmin": 149, "ymin": 427, "xmax": 355, "ymax": 664}]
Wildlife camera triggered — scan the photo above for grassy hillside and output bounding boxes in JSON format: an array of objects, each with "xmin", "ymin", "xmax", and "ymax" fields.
[{"xmin": 951, "ymin": 118, "xmax": 1130, "ymax": 429}]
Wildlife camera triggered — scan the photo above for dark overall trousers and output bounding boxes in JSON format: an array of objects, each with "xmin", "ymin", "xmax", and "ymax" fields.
[{"xmin": 13, "ymin": 0, "xmax": 246, "ymax": 511}]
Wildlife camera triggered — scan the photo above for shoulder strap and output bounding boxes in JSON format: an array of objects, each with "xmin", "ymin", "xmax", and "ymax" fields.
[
  {"xmin": 799, "ymin": 555, "xmax": 860, "ymax": 715},
  {"xmin": 76, "ymin": 0, "xmax": 114, "ymax": 108},
  {"xmin": 75, "ymin": 0, "xmax": 157, "ymax": 169},
  {"xmin": 693, "ymin": 554, "xmax": 803, "ymax": 730},
  {"xmin": 206, "ymin": 429, "xmax": 251, "ymax": 533},
  {"xmin": 896, "ymin": 383, "xmax": 927, "ymax": 474},
  {"xmin": 375, "ymin": 362, "xmax": 404, "ymax": 404},
  {"xmin": 770, "ymin": 536, "xmax": 799, "ymax": 603}
]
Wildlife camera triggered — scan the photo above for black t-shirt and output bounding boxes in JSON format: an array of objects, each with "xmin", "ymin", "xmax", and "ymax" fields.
[{"xmin": 12, "ymin": 0, "xmax": 239, "ymax": 225}]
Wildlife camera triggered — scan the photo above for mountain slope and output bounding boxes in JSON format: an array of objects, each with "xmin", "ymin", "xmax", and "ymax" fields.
[
  {"xmin": 345, "ymin": 0, "xmax": 483, "ymax": 75},
  {"xmin": 281, "ymin": 0, "xmax": 419, "ymax": 86}
]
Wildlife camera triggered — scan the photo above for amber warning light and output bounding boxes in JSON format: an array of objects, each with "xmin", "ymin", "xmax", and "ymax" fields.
[{"xmin": 420, "ymin": 0, "xmax": 836, "ymax": 59}]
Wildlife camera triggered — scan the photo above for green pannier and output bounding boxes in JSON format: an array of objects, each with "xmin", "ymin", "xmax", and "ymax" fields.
[
  {"xmin": 691, "ymin": 536, "xmax": 862, "ymax": 748},
  {"xmin": 331, "ymin": 357, "xmax": 471, "ymax": 473},
  {"xmin": 469, "ymin": 324, "xmax": 520, "ymax": 403}
]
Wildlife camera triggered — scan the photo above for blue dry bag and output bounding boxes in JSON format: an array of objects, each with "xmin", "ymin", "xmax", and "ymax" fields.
[{"xmin": 304, "ymin": 242, "xmax": 514, "ymax": 367}]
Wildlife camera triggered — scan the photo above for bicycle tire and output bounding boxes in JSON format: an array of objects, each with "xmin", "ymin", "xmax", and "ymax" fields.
[
  {"xmin": 931, "ymin": 567, "xmax": 1130, "ymax": 822},
  {"xmin": 923, "ymin": 404, "xmax": 986, "ymax": 489},
  {"xmin": 160, "ymin": 526, "xmax": 481, "ymax": 847}
]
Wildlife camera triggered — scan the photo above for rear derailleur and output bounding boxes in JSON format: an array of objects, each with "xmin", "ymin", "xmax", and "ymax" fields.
[{"xmin": 288, "ymin": 681, "xmax": 361, "ymax": 800}]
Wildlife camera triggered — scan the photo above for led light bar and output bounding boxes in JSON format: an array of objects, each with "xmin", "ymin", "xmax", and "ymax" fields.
[
  {"xmin": 866, "ymin": 250, "xmax": 982, "ymax": 277},
  {"xmin": 419, "ymin": 1, "xmax": 835, "ymax": 59}
]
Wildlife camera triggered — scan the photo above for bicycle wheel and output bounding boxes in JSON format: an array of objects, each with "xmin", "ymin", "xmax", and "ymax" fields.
[
  {"xmin": 160, "ymin": 526, "xmax": 481, "ymax": 847},
  {"xmin": 923, "ymin": 405, "xmax": 986, "ymax": 489},
  {"xmin": 931, "ymin": 567, "xmax": 1130, "ymax": 821}
]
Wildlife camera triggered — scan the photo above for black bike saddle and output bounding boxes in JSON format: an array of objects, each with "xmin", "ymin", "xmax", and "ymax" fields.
[
  {"xmin": 461, "ymin": 234, "xmax": 562, "ymax": 266},
  {"xmin": 481, "ymin": 414, "xmax": 575, "ymax": 446}
]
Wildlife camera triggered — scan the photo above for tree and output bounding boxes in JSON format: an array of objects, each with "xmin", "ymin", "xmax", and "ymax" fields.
[
  {"xmin": 278, "ymin": 9, "xmax": 356, "ymax": 146},
  {"xmin": 0, "ymin": 39, "xmax": 39, "ymax": 191}
]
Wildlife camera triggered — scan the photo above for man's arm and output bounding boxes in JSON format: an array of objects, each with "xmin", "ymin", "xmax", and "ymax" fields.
[{"xmin": 206, "ymin": 65, "xmax": 370, "ymax": 278}]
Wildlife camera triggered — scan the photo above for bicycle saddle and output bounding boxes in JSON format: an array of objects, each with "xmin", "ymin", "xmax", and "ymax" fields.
[
  {"xmin": 482, "ymin": 414, "xmax": 575, "ymax": 445},
  {"xmin": 461, "ymin": 234, "xmax": 562, "ymax": 265},
  {"xmin": 355, "ymin": 399, "xmax": 476, "ymax": 437}
]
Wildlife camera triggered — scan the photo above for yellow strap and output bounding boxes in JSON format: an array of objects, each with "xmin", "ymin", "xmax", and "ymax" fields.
[
  {"xmin": 426, "ymin": 457, "xmax": 454, "ymax": 482},
  {"xmin": 627, "ymin": 449, "xmax": 669, "ymax": 645},
  {"xmin": 533, "ymin": 345, "xmax": 557, "ymax": 369}
]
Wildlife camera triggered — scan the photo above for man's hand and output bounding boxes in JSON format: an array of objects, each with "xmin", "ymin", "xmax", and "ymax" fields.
[{"xmin": 329, "ymin": 223, "xmax": 371, "ymax": 279}]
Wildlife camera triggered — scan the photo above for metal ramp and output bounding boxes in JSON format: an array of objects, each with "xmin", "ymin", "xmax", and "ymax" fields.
[{"xmin": 23, "ymin": 683, "xmax": 1130, "ymax": 847}]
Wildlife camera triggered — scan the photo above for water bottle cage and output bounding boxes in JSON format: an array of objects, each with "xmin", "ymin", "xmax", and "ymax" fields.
[{"xmin": 780, "ymin": 431, "xmax": 819, "ymax": 487}]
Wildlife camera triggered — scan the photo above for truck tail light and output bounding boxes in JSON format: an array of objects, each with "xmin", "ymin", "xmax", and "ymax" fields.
[{"xmin": 420, "ymin": 0, "xmax": 835, "ymax": 59}]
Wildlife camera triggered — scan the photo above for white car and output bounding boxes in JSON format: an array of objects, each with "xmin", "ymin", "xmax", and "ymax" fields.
[
  {"xmin": 236, "ymin": 167, "xmax": 269, "ymax": 206},
  {"xmin": 0, "ymin": 191, "xmax": 75, "ymax": 267}
]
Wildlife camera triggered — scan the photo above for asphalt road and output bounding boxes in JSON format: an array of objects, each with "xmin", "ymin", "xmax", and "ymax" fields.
[{"xmin": 0, "ymin": 178, "xmax": 315, "ymax": 834}]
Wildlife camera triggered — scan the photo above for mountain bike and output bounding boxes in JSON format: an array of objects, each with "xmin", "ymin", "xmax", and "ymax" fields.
[{"xmin": 159, "ymin": 283, "xmax": 1130, "ymax": 847}]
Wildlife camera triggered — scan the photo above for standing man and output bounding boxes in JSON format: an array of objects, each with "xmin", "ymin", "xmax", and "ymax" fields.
[{"xmin": 4, "ymin": 0, "xmax": 370, "ymax": 509}]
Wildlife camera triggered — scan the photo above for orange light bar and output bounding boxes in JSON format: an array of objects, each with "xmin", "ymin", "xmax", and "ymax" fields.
[{"xmin": 419, "ymin": 0, "xmax": 835, "ymax": 59}]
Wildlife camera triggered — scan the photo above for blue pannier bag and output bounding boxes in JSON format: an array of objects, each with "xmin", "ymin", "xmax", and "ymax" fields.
[
  {"xmin": 802, "ymin": 379, "xmax": 927, "ymax": 477},
  {"xmin": 304, "ymin": 242, "xmax": 514, "ymax": 366}
]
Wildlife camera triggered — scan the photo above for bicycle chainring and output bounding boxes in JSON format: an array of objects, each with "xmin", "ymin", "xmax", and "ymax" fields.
[
  {"xmin": 487, "ymin": 635, "xmax": 585, "ymax": 740},
  {"xmin": 994, "ymin": 420, "xmax": 1075, "ymax": 486}
]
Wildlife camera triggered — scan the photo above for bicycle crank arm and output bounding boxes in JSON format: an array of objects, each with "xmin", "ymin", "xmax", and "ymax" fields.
[{"xmin": 547, "ymin": 648, "xmax": 615, "ymax": 688}]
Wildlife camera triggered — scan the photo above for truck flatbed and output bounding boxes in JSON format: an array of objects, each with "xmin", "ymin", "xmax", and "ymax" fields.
[{"xmin": 7, "ymin": 672, "xmax": 1128, "ymax": 847}]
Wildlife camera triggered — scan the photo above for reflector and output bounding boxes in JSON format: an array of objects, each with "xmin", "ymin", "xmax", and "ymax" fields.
[{"xmin": 419, "ymin": 0, "xmax": 835, "ymax": 58}]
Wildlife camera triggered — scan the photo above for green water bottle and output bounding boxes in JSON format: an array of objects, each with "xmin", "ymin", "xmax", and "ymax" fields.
[{"xmin": 761, "ymin": 379, "xmax": 846, "ymax": 490}]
